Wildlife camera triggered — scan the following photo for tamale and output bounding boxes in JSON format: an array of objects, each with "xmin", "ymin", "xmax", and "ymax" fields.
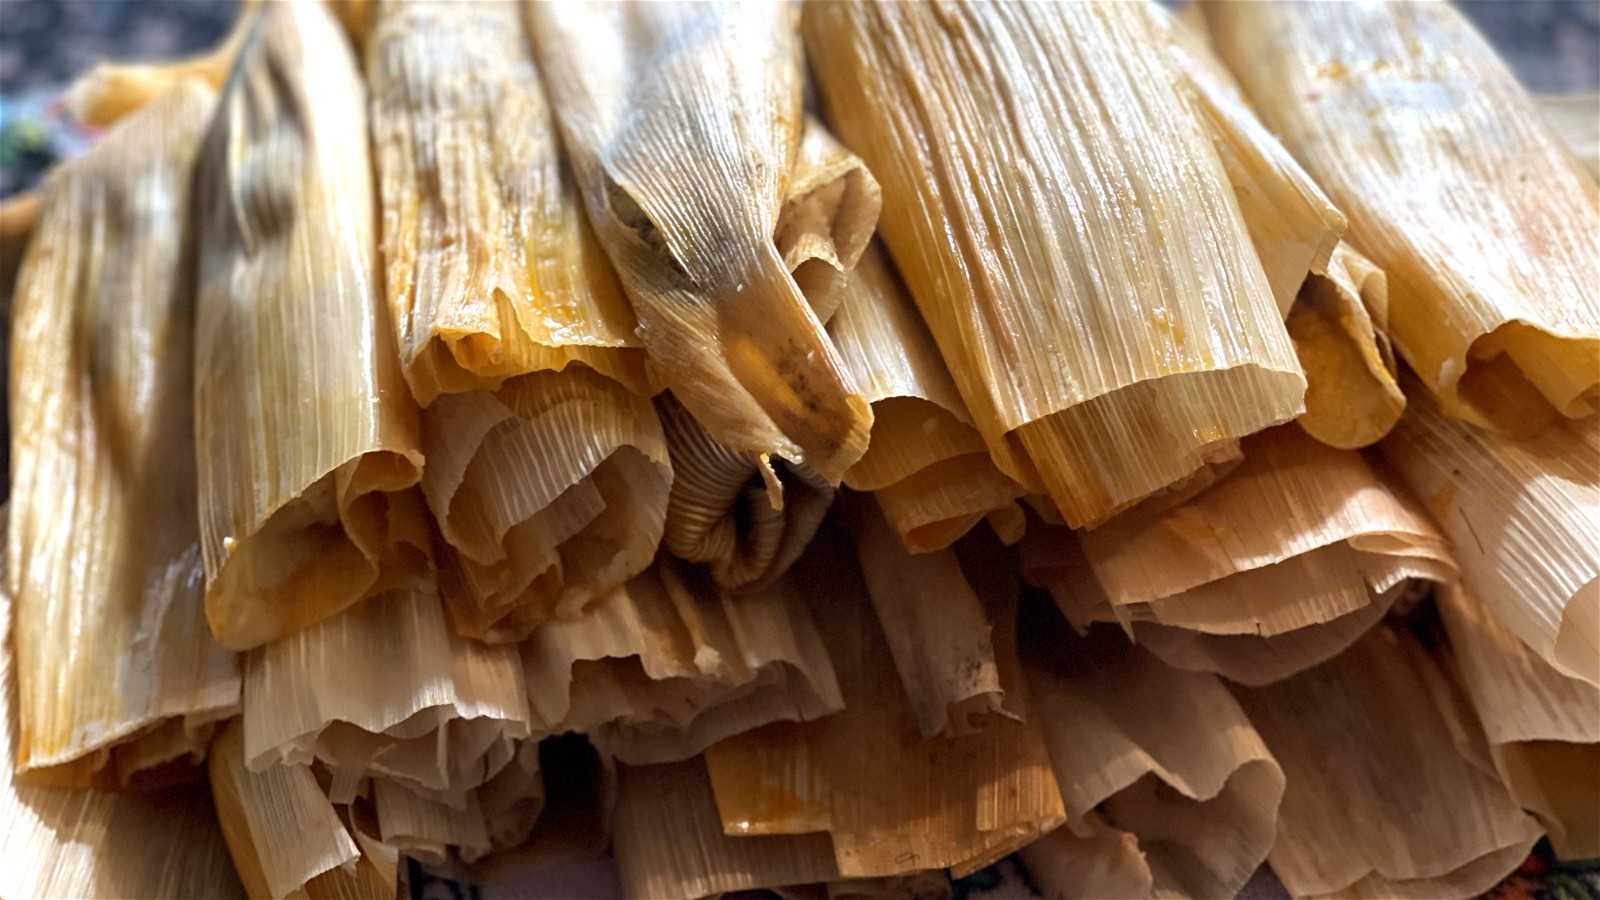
[
  {"xmin": 1234, "ymin": 627, "xmax": 1542, "ymax": 899},
  {"xmin": 423, "ymin": 368, "xmax": 671, "ymax": 642},
  {"xmin": 210, "ymin": 721, "xmax": 396, "ymax": 900},
  {"xmin": 829, "ymin": 245, "xmax": 1026, "ymax": 552},
  {"xmin": 1537, "ymin": 93, "xmax": 1600, "ymax": 180},
  {"xmin": 845, "ymin": 497, "xmax": 1009, "ymax": 738},
  {"xmin": 1019, "ymin": 604, "xmax": 1283, "ymax": 900},
  {"xmin": 1025, "ymin": 425, "xmax": 1452, "ymax": 685},
  {"xmin": 1381, "ymin": 372, "xmax": 1599, "ymax": 686},
  {"xmin": 703, "ymin": 531, "xmax": 1065, "ymax": 879},
  {"xmin": 1286, "ymin": 243, "xmax": 1405, "ymax": 448},
  {"xmin": 613, "ymin": 757, "xmax": 841, "ymax": 900},
  {"xmin": 241, "ymin": 582, "xmax": 530, "ymax": 803},
  {"xmin": 521, "ymin": 559, "xmax": 842, "ymax": 764},
  {"xmin": 7, "ymin": 81, "xmax": 240, "ymax": 782},
  {"xmin": 526, "ymin": 1, "xmax": 872, "ymax": 486},
  {"xmin": 1204, "ymin": 0, "xmax": 1600, "ymax": 436},
  {"xmin": 0, "ymin": 531, "xmax": 245, "ymax": 900},
  {"xmin": 193, "ymin": 0, "xmax": 428, "ymax": 651},
  {"xmin": 367, "ymin": 0, "xmax": 647, "ymax": 404},
  {"xmin": 1437, "ymin": 584, "xmax": 1600, "ymax": 858},
  {"xmin": 804, "ymin": 0, "xmax": 1305, "ymax": 529}
]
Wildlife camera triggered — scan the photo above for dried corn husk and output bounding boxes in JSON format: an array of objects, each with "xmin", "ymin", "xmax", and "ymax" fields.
[
  {"xmin": 210, "ymin": 721, "xmax": 396, "ymax": 900},
  {"xmin": 366, "ymin": 0, "xmax": 648, "ymax": 406},
  {"xmin": 194, "ymin": 0, "xmax": 428, "ymax": 651},
  {"xmin": 423, "ymin": 368, "xmax": 671, "ymax": 642},
  {"xmin": 64, "ymin": 1, "xmax": 256, "ymax": 127},
  {"xmin": 1019, "ymin": 603, "xmax": 1283, "ymax": 900},
  {"xmin": 1204, "ymin": 0, "xmax": 1600, "ymax": 436},
  {"xmin": 1286, "ymin": 243, "xmax": 1405, "ymax": 448},
  {"xmin": 1233, "ymin": 627, "xmax": 1542, "ymax": 900},
  {"xmin": 805, "ymin": 0, "xmax": 1305, "ymax": 529},
  {"xmin": 845, "ymin": 497, "xmax": 1008, "ymax": 739},
  {"xmin": 0, "ymin": 528, "xmax": 245, "ymax": 900},
  {"xmin": 1437, "ymin": 584, "xmax": 1600, "ymax": 858},
  {"xmin": 778, "ymin": 118, "xmax": 881, "ymax": 322},
  {"xmin": 526, "ymin": 1, "xmax": 872, "ymax": 486},
  {"xmin": 703, "ymin": 531, "xmax": 1065, "ymax": 879},
  {"xmin": 656, "ymin": 393, "xmax": 833, "ymax": 591},
  {"xmin": 1381, "ymin": 373, "xmax": 1599, "ymax": 686},
  {"xmin": 613, "ymin": 756, "xmax": 841, "ymax": 900},
  {"xmin": 1019, "ymin": 813, "xmax": 1154, "ymax": 900},
  {"xmin": 830, "ymin": 245, "xmax": 1025, "ymax": 552},
  {"xmin": 521, "ymin": 560, "xmax": 842, "ymax": 764},
  {"xmin": 242, "ymin": 582, "xmax": 530, "ymax": 804},
  {"xmin": 1025, "ymin": 426, "xmax": 1452, "ymax": 685},
  {"xmin": 472, "ymin": 733, "xmax": 615, "ymax": 876},
  {"xmin": 1537, "ymin": 93, "xmax": 1600, "ymax": 180},
  {"xmin": 7, "ymin": 81, "xmax": 239, "ymax": 782}
]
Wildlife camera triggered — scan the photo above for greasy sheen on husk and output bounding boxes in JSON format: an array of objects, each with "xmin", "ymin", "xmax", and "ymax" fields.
[
  {"xmin": 7, "ymin": 81, "xmax": 239, "ymax": 781},
  {"xmin": 1203, "ymin": 0, "xmax": 1600, "ymax": 437},
  {"xmin": 804, "ymin": 0, "xmax": 1305, "ymax": 529},
  {"xmin": 1381, "ymin": 374, "xmax": 1599, "ymax": 687},
  {"xmin": 366, "ymin": 0, "xmax": 648, "ymax": 406},
  {"xmin": 1024, "ymin": 425, "xmax": 1454, "ymax": 686},
  {"xmin": 525, "ymin": 1, "xmax": 872, "ymax": 486},
  {"xmin": 194, "ymin": 0, "xmax": 428, "ymax": 651},
  {"xmin": 423, "ymin": 368, "xmax": 671, "ymax": 642},
  {"xmin": 830, "ymin": 246, "xmax": 1025, "ymax": 553}
]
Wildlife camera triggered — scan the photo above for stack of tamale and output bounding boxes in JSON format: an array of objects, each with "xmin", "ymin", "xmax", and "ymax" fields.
[{"xmin": 3, "ymin": 0, "xmax": 1597, "ymax": 898}]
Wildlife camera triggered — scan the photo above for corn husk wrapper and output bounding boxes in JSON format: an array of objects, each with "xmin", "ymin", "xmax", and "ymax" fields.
[
  {"xmin": 7, "ymin": 81, "xmax": 240, "ymax": 782},
  {"xmin": 194, "ymin": 0, "xmax": 427, "ymax": 651},
  {"xmin": 1019, "ymin": 603, "xmax": 1283, "ymax": 900},
  {"xmin": 1286, "ymin": 243, "xmax": 1405, "ymax": 448},
  {"xmin": 1026, "ymin": 426, "xmax": 1452, "ymax": 685},
  {"xmin": 521, "ymin": 560, "xmax": 842, "ymax": 764},
  {"xmin": 613, "ymin": 756, "xmax": 842, "ymax": 900},
  {"xmin": 1437, "ymin": 584, "xmax": 1600, "ymax": 858},
  {"xmin": 63, "ymin": 0, "xmax": 255, "ymax": 127},
  {"xmin": 366, "ymin": 0, "xmax": 647, "ymax": 406},
  {"xmin": 846, "ymin": 497, "xmax": 1008, "ymax": 739},
  {"xmin": 1204, "ymin": 0, "xmax": 1600, "ymax": 436},
  {"xmin": 0, "ymin": 527, "xmax": 245, "ymax": 900},
  {"xmin": 830, "ymin": 245, "xmax": 1025, "ymax": 553},
  {"xmin": 210, "ymin": 721, "xmax": 397, "ymax": 900},
  {"xmin": 1536, "ymin": 93, "xmax": 1600, "ymax": 180},
  {"xmin": 805, "ymin": 0, "xmax": 1305, "ymax": 529},
  {"xmin": 777, "ymin": 118, "xmax": 881, "ymax": 323},
  {"xmin": 1234, "ymin": 627, "xmax": 1542, "ymax": 900},
  {"xmin": 1381, "ymin": 374, "xmax": 1599, "ymax": 686},
  {"xmin": 242, "ymin": 582, "xmax": 530, "ymax": 805},
  {"xmin": 656, "ymin": 393, "xmax": 833, "ymax": 591},
  {"xmin": 526, "ymin": 1, "xmax": 873, "ymax": 486},
  {"xmin": 703, "ymin": 532, "xmax": 1065, "ymax": 880},
  {"xmin": 423, "ymin": 368, "xmax": 671, "ymax": 642}
]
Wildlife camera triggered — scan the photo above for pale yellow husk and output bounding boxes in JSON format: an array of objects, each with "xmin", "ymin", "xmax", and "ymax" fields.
[
  {"xmin": 1203, "ymin": 0, "xmax": 1600, "ymax": 437},
  {"xmin": 521, "ymin": 559, "xmax": 843, "ymax": 764},
  {"xmin": 703, "ymin": 531, "xmax": 1065, "ymax": 880},
  {"xmin": 1381, "ymin": 372, "xmax": 1599, "ymax": 686},
  {"xmin": 366, "ymin": 0, "xmax": 648, "ymax": 406},
  {"xmin": 193, "ymin": 0, "xmax": 428, "ymax": 651},
  {"xmin": 1286, "ymin": 243, "xmax": 1406, "ymax": 449},
  {"xmin": 525, "ymin": 1, "xmax": 872, "ymax": 485},
  {"xmin": 778, "ymin": 118, "xmax": 882, "ymax": 323},
  {"xmin": 423, "ymin": 367, "xmax": 671, "ymax": 642},
  {"xmin": 1019, "ymin": 604, "xmax": 1283, "ymax": 900},
  {"xmin": 1233, "ymin": 627, "xmax": 1542, "ymax": 899},
  {"xmin": 656, "ymin": 392, "xmax": 833, "ymax": 591},
  {"xmin": 1025, "ymin": 425, "xmax": 1452, "ymax": 685},
  {"xmin": 1437, "ymin": 584, "xmax": 1600, "ymax": 858},
  {"xmin": 830, "ymin": 244, "xmax": 1025, "ymax": 552},
  {"xmin": 805, "ymin": 0, "xmax": 1305, "ymax": 529},
  {"xmin": 7, "ymin": 81, "xmax": 240, "ymax": 780},
  {"xmin": 0, "ymin": 530, "xmax": 244, "ymax": 900},
  {"xmin": 241, "ymin": 581, "xmax": 531, "ymax": 804},
  {"xmin": 846, "ymin": 497, "xmax": 1009, "ymax": 739}
]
